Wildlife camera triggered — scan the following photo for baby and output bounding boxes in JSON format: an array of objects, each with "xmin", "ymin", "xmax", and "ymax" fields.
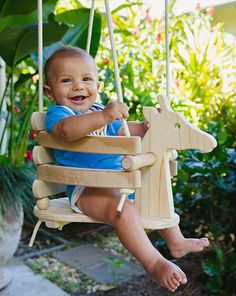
[{"xmin": 44, "ymin": 46, "xmax": 209, "ymax": 292}]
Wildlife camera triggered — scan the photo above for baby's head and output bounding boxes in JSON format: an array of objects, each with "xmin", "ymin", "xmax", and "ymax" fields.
[
  {"xmin": 44, "ymin": 46, "xmax": 98, "ymax": 84},
  {"xmin": 44, "ymin": 46, "xmax": 99, "ymax": 113}
]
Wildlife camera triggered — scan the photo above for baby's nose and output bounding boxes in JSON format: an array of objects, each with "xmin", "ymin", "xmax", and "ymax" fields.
[{"xmin": 73, "ymin": 81, "xmax": 84, "ymax": 90}]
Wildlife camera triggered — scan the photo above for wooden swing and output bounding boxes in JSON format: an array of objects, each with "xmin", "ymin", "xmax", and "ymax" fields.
[{"xmin": 29, "ymin": 0, "xmax": 217, "ymax": 247}]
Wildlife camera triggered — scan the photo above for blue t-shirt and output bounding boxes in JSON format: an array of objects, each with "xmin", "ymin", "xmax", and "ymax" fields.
[{"xmin": 46, "ymin": 103, "xmax": 124, "ymax": 199}]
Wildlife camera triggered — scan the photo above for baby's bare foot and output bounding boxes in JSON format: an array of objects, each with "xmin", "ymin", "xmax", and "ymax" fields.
[
  {"xmin": 168, "ymin": 237, "xmax": 209, "ymax": 258},
  {"xmin": 147, "ymin": 257, "xmax": 187, "ymax": 292}
]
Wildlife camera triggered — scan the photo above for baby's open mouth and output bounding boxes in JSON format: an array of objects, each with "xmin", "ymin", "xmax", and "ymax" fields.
[{"xmin": 71, "ymin": 95, "xmax": 87, "ymax": 104}]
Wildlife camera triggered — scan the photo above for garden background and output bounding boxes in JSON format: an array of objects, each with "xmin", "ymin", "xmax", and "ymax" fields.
[{"xmin": 0, "ymin": 0, "xmax": 235, "ymax": 295}]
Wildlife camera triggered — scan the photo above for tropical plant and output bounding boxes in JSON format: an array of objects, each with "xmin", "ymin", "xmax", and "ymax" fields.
[
  {"xmin": 0, "ymin": 0, "xmax": 102, "ymax": 222},
  {"xmin": 170, "ymin": 8, "xmax": 236, "ymax": 140},
  {"xmin": 0, "ymin": 157, "xmax": 36, "ymax": 221},
  {"xmin": 173, "ymin": 120, "xmax": 236, "ymax": 241},
  {"xmin": 202, "ymin": 246, "xmax": 236, "ymax": 296}
]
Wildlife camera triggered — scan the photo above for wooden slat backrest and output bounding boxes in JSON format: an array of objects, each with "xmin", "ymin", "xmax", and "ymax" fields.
[
  {"xmin": 33, "ymin": 146, "xmax": 55, "ymax": 164},
  {"xmin": 31, "ymin": 111, "xmax": 46, "ymax": 131},
  {"xmin": 33, "ymin": 180, "xmax": 66, "ymax": 198},
  {"xmin": 31, "ymin": 111, "xmax": 142, "ymax": 201}
]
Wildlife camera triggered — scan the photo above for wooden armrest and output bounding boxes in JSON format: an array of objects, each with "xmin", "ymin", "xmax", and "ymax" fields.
[{"xmin": 37, "ymin": 131, "xmax": 142, "ymax": 155}]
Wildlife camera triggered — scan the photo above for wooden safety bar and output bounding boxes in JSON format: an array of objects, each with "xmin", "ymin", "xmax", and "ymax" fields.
[
  {"xmin": 37, "ymin": 164, "xmax": 141, "ymax": 189},
  {"xmin": 37, "ymin": 131, "xmax": 142, "ymax": 155}
]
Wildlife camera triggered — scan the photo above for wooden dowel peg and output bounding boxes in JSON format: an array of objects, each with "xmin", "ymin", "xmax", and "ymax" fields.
[
  {"xmin": 36, "ymin": 197, "xmax": 49, "ymax": 210},
  {"xmin": 117, "ymin": 188, "xmax": 134, "ymax": 212},
  {"xmin": 168, "ymin": 149, "xmax": 178, "ymax": 161},
  {"xmin": 122, "ymin": 153, "xmax": 156, "ymax": 171},
  {"xmin": 117, "ymin": 193, "xmax": 127, "ymax": 212}
]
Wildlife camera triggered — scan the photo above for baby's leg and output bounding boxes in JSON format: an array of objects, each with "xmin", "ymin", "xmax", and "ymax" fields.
[
  {"xmin": 158, "ymin": 225, "xmax": 209, "ymax": 258},
  {"xmin": 77, "ymin": 188, "xmax": 187, "ymax": 292}
]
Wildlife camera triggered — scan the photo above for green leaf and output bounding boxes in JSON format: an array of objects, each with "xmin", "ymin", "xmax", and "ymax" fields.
[
  {"xmin": 0, "ymin": 17, "xmax": 68, "ymax": 66},
  {"xmin": 0, "ymin": 0, "xmax": 37, "ymax": 17},
  {"xmin": 50, "ymin": 8, "xmax": 101, "ymax": 57},
  {"xmin": 111, "ymin": 3, "xmax": 140, "ymax": 14},
  {"xmin": 214, "ymin": 246, "xmax": 224, "ymax": 263},
  {"xmin": 206, "ymin": 277, "xmax": 222, "ymax": 293},
  {"xmin": 0, "ymin": 0, "xmax": 57, "ymax": 32},
  {"xmin": 55, "ymin": 7, "xmax": 89, "ymax": 25},
  {"xmin": 217, "ymin": 129, "xmax": 229, "ymax": 146},
  {"xmin": 202, "ymin": 261, "xmax": 221, "ymax": 276},
  {"xmin": 225, "ymin": 252, "xmax": 236, "ymax": 271},
  {"xmin": 0, "ymin": 0, "xmax": 70, "ymax": 67},
  {"xmin": 114, "ymin": 29, "xmax": 132, "ymax": 36},
  {"xmin": 14, "ymin": 73, "xmax": 32, "ymax": 92}
]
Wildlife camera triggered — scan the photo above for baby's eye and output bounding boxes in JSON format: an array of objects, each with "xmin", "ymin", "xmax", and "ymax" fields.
[
  {"xmin": 61, "ymin": 78, "xmax": 71, "ymax": 83},
  {"xmin": 83, "ymin": 77, "xmax": 94, "ymax": 83}
]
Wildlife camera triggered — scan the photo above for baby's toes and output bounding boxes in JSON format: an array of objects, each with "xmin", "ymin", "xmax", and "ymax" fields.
[
  {"xmin": 200, "ymin": 237, "xmax": 209, "ymax": 247},
  {"xmin": 167, "ymin": 277, "xmax": 180, "ymax": 292},
  {"xmin": 175, "ymin": 270, "xmax": 187, "ymax": 284},
  {"xmin": 170, "ymin": 274, "xmax": 181, "ymax": 286}
]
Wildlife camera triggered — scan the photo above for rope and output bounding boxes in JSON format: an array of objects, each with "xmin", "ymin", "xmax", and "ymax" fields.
[
  {"xmin": 104, "ymin": 0, "xmax": 130, "ymax": 137},
  {"xmin": 103, "ymin": 0, "xmax": 132, "ymax": 211},
  {"xmin": 165, "ymin": 0, "xmax": 170, "ymax": 99},
  {"xmin": 86, "ymin": 0, "xmax": 96, "ymax": 53},
  {"xmin": 38, "ymin": 0, "xmax": 43, "ymax": 112},
  {"xmin": 28, "ymin": 220, "xmax": 43, "ymax": 247}
]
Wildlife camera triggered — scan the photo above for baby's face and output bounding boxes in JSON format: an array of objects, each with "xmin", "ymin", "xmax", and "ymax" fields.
[{"xmin": 44, "ymin": 55, "xmax": 99, "ymax": 113}]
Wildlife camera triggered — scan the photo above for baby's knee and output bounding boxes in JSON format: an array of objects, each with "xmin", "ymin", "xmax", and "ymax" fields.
[
  {"xmin": 110, "ymin": 201, "xmax": 137, "ymax": 227},
  {"xmin": 123, "ymin": 200, "xmax": 136, "ymax": 216}
]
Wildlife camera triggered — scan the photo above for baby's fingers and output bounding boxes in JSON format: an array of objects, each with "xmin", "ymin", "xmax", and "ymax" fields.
[
  {"xmin": 119, "ymin": 104, "xmax": 129, "ymax": 118},
  {"xmin": 122, "ymin": 108, "xmax": 129, "ymax": 119}
]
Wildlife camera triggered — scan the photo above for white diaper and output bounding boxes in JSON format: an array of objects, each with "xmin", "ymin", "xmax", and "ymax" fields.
[{"xmin": 70, "ymin": 185, "xmax": 85, "ymax": 213}]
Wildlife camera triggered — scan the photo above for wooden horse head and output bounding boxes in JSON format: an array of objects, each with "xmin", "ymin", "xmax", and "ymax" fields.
[
  {"xmin": 137, "ymin": 95, "xmax": 217, "ymax": 227},
  {"xmin": 147, "ymin": 95, "xmax": 217, "ymax": 153}
]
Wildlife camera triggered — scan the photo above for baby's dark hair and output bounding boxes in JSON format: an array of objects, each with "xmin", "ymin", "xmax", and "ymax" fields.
[{"xmin": 44, "ymin": 45, "xmax": 97, "ymax": 83}]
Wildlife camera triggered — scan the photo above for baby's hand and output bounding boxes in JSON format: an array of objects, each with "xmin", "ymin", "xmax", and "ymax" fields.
[
  {"xmin": 102, "ymin": 101, "xmax": 129, "ymax": 124},
  {"xmin": 143, "ymin": 107, "xmax": 161, "ymax": 130}
]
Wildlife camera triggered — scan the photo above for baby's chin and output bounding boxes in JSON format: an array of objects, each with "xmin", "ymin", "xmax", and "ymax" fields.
[{"xmin": 70, "ymin": 105, "xmax": 92, "ymax": 114}]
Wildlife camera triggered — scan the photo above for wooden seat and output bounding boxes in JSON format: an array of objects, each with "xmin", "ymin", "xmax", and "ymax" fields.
[
  {"xmin": 34, "ymin": 197, "xmax": 102, "ymax": 226},
  {"xmin": 29, "ymin": 95, "xmax": 217, "ymax": 247}
]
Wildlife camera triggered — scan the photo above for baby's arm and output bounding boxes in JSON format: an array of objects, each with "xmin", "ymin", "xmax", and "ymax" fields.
[{"xmin": 52, "ymin": 101, "xmax": 129, "ymax": 141}]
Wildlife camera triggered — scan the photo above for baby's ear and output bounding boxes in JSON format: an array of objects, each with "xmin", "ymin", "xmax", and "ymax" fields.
[
  {"xmin": 96, "ymin": 82, "xmax": 100, "ymax": 91},
  {"xmin": 44, "ymin": 85, "xmax": 54, "ymax": 102}
]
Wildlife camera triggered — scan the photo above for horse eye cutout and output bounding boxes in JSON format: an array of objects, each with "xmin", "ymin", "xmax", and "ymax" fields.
[{"xmin": 175, "ymin": 122, "xmax": 181, "ymax": 130}]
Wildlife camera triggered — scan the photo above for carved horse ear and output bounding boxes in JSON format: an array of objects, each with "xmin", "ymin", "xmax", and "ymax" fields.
[{"xmin": 157, "ymin": 95, "xmax": 173, "ymax": 112}]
